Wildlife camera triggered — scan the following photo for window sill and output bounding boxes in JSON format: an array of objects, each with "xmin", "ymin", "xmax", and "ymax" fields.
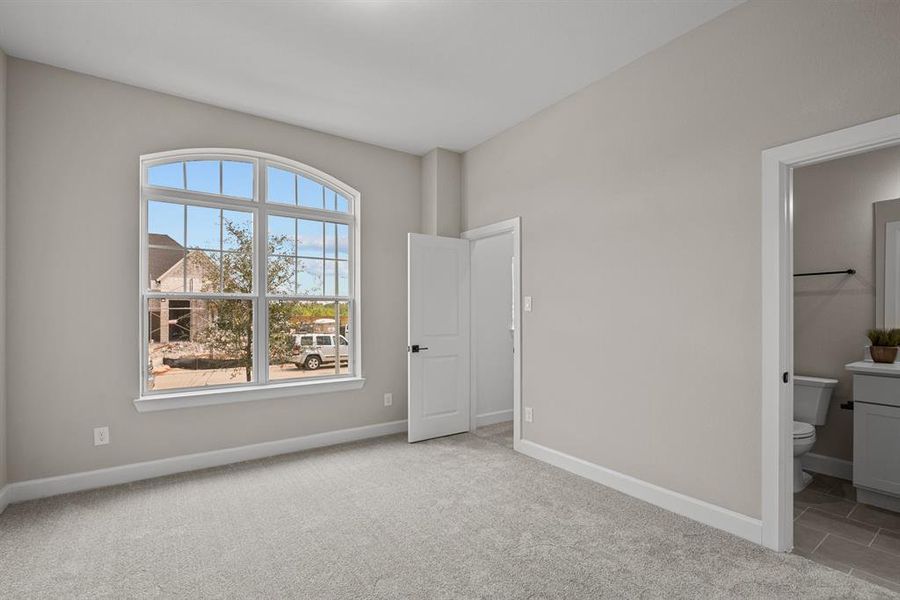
[{"xmin": 133, "ymin": 377, "xmax": 366, "ymax": 413}]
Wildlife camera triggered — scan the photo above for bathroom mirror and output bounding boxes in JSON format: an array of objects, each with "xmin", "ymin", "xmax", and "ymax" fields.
[{"xmin": 874, "ymin": 198, "xmax": 900, "ymax": 327}]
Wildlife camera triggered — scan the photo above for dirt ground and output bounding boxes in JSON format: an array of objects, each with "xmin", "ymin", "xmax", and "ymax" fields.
[{"xmin": 150, "ymin": 362, "xmax": 350, "ymax": 390}]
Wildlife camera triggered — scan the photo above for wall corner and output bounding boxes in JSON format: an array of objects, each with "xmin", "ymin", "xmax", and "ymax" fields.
[{"xmin": 420, "ymin": 147, "xmax": 462, "ymax": 237}]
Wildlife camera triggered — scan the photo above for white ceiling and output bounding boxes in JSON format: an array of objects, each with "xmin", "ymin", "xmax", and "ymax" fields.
[{"xmin": 0, "ymin": 1, "xmax": 741, "ymax": 155}]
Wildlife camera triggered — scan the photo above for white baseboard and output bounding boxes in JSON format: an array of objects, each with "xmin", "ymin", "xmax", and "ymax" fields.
[
  {"xmin": 0, "ymin": 484, "xmax": 11, "ymax": 515},
  {"xmin": 517, "ymin": 440, "xmax": 763, "ymax": 545},
  {"xmin": 4, "ymin": 419, "xmax": 765, "ymax": 549},
  {"xmin": 6, "ymin": 419, "xmax": 407, "ymax": 505},
  {"xmin": 476, "ymin": 409, "xmax": 513, "ymax": 427},
  {"xmin": 801, "ymin": 452, "xmax": 853, "ymax": 481}
]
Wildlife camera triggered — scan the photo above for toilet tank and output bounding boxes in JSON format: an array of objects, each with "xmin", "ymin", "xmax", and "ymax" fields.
[{"xmin": 794, "ymin": 375, "xmax": 838, "ymax": 425}]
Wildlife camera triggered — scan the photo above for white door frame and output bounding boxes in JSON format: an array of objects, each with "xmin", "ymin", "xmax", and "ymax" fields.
[
  {"xmin": 462, "ymin": 217, "xmax": 523, "ymax": 451},
  {"xmin": 762, "ymin": 113, "xmax": 900, "ymax": 552}
]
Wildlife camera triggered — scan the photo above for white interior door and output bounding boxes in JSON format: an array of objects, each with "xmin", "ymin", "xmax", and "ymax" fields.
[{"xmin": 408, "ymin": 233, "xmax": 470, "ymax": 442}]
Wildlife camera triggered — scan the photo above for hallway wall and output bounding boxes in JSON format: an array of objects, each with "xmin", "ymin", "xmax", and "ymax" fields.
[{"xmin": 462, "ymin": 0, "xmax": 900, "ymax": 518}]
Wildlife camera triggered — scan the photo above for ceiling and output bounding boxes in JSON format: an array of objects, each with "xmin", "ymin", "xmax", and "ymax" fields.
[{"xmin": 0, "ymin": 1, "xmax": 742, "ymax": 155}]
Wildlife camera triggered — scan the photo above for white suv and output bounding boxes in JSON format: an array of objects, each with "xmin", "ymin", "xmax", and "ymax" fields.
[{"xmin": 291, "ymin": 333, "xmax": 349, "ymax": 370}]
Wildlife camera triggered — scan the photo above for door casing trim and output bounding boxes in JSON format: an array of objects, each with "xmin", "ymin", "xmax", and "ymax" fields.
[{"xmin": 762, "ymin": 113, "xmax": 900, "ymax": 551}]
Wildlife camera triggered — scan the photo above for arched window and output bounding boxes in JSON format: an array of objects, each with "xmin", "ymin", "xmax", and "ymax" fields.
[{"xmin": 138, "ymin": 149, "xmax": 361, "ymax": 407}]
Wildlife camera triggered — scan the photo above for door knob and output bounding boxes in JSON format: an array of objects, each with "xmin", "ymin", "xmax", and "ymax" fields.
[{"xmin": 409, "ymin": 345, "xmax": 429, "ymax": 353}]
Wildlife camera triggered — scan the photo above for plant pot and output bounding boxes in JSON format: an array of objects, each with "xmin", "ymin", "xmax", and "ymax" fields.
[{"xmin": 871, "ymin": 346, "xmax": 898, "ymax": 364}]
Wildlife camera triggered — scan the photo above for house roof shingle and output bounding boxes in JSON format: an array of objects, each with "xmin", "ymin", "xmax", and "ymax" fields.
[{"xmin": 148, "ymin": 234, "xmax": 185, "ymax": 281}]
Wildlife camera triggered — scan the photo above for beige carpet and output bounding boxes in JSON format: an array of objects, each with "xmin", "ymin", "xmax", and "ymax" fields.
[
  {"xmin": 473, "ymin": 420, "xmax": 514, "ymax": 449},
  {"xmin": 0, "ymin": 423, "xmax": 896, "ymax": 599}
]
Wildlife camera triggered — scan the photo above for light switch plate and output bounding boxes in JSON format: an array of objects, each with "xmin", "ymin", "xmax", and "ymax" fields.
[{"xmin": 524, "ymin": 296, "xmax": 533, "ymax": 312}]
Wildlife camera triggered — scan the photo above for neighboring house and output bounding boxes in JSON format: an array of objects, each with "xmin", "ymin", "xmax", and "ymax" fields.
[{"xmin": 148, "ymin": 234, "xmax": 213, "ymax": 343}]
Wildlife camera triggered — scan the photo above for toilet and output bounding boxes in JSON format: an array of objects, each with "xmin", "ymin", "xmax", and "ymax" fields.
[{"xmin": 793, "ymin": 375, "xmax": 837, "ymax": 492}]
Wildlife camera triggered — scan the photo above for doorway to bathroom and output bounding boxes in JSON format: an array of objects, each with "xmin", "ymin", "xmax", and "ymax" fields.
[
  {"xmin": 763, "ymin": 113, "xmax": 900, "ymax": 589},
  {"xmin": 791, "ymin": 145, "xmax": 900, "ymax": 589}
]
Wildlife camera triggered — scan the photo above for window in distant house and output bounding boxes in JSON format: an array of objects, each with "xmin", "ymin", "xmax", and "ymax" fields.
[{"xmin": 141, "ymin": 151, "xmax": 358, "ymax": 397}]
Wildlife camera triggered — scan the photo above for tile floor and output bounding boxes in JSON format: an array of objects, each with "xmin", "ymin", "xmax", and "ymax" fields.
[{"xmin": 794, "ymin": 473, "xmax": 900, "ymax": 593}]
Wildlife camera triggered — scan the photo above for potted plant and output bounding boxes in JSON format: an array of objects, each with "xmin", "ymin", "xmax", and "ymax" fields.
[{"xmin": 867, "ymin": 328, "xmax": 900, "ymax": 363}]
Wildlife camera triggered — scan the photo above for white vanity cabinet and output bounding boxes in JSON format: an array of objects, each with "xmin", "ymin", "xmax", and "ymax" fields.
[
  {"xmin": 854, "ymin": 402, "xmax": 900, "ymax": 495},
  {"xmin": 846, "ymin": 361, "xmax": 900, "ymax": 512}
]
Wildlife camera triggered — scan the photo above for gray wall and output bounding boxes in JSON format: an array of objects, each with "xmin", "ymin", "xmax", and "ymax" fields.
[
  {"xmin": 0, "ymin": 49, "xmax": 7, "ymax": 489},
  {"xmin": 793, "ymin": 146, "xmax": 900, "ymax": 463},
  {"xmin": 462, "ymin": 0, "xmax": 900, "ymax": 519},
  {"xmin": 421, "ymin": 150, "xmax": 437, "ymax": 236},
  {"xmin": 6, "ymin": 59, "xmax": 420, "ymax": 482}
]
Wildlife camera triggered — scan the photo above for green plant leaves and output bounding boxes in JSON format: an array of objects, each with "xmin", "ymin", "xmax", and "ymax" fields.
[{"xmin": 867, "ymin": 328, "xmax": 900, "ymax": 346}]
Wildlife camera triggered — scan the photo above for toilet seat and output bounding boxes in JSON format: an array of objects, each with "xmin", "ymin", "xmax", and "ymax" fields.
[{"xmin": 793, "ymin": 421, "xmax": 815, "ymax": 439}]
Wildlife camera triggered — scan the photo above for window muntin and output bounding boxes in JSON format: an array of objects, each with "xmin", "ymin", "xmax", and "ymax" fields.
[
  {"xmin": 141, "ymin": 151, "xmax": 358, "ymax": 396},
  {"xmin": 148, "ymin": 159, "xmax": 254, "ymax": 199},
  {"xmin": 147, "ymin": 200, "xmax": 254, "ymax": 294},
  {"xmin": 265, "ymin": 165, "xmax": 351, "ymax": 213},
  {"xmin": 266, "ymin": 216, "xmax": 350, "ymax": 297},
  {"xmin": 147, "ymin": 298, "xmax": 255, "ymax": 391}
]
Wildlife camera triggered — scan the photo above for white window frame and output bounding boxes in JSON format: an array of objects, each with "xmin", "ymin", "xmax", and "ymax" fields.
[{"xmin": 135, "ymin": 149, "xmax": 363, "ymax": 412}]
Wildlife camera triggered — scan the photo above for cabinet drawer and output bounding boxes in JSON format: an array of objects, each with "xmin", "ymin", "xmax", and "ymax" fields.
[
  {"xmin": 853, "ymin": 374, "xmax": 900, "ymax": 408},
  {"xmin": 854, "ymin": 401, "xmax": 900, "ymax": 496}
]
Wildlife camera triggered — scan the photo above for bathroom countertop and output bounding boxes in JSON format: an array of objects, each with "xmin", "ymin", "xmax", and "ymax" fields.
[{"xmin": 845, "ymin": 360, "xmax": 900, "ymax": 377}]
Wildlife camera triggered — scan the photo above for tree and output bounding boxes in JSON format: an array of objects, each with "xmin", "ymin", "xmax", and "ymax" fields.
[{"xmin": 194, "ymin": 219, "xmax": 294, "ymax": 382}]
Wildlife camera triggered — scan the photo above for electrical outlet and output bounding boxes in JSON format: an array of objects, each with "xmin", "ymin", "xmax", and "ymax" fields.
[
  {"xmin": 524, "ymin": 296, "xmax": 533, "ymax": 312},
  {"xmin": 524, "ymin": 407, "xmax": 533, "ymax": 423},
  {"xmin": 384, "ymin": 393, "xmax": 393, "ymax": 407},
  {"xmin": 93, "ymin": 426, "xmax": 109, "ymax": 446}
]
